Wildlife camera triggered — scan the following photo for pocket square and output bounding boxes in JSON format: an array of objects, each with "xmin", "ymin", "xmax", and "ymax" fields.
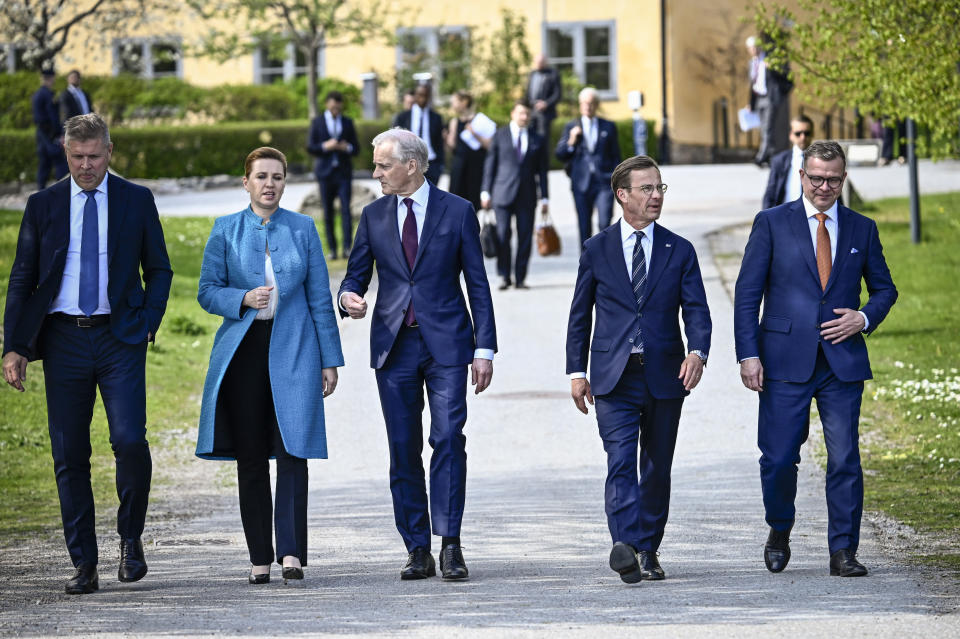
[
  {"xmin": 850, "ymin": 247, "xmax": 859, "ymax": 254},
  {"xmin": 665, "ymin": 243, "xmax": 672, "ymax": 248}
]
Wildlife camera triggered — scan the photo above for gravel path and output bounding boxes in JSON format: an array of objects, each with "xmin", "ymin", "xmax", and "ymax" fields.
[{"xmin": 1, "ymin": 162, "xmax": 957, "ymax": 637}]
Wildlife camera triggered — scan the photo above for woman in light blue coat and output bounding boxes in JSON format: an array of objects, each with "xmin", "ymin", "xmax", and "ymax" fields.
[{"xmin": 196, "ymin": 147, "xmax": 344, "ymax": 584}]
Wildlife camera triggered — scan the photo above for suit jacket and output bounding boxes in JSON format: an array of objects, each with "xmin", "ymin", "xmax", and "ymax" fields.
[
  {"xmin": 481, "ymin": 126, "xmax": 549, "ymax": 209},
  {"xmin": 32, "ymin": 86, "xmax": 61, "ymax": 142},
  {"xmin": 556, "ymin": 118, "xmax": 622, "ymax": 193},
  {"xmin": 196, "ymin": 207, "xmax": 345, "ymax": 460},
  {"xmin": 525, "ymin": 67, "xmax": 562, "ymax": 119},
  {"xmin": 750, "ymin": 60, "xmax": 793, "ymax": 110},
  {"xmin": 306, "ymin": 113, "xmax": 359, "ymax": 181},
  {"xmin": 762, "ymin": 148, "xmax": 792, "ymax": 210},
  {"xmin": 566, "ymin": 222, "xmax": 712, "ymax": 398},
  {"xmin": 59, "ymin": 87, "xmax": 93, "ymax": 123},
  {"xmin": 338, "ymin": 183, "xmax": 496, "ymax": 368},
  {"xmin": 3, "ymin": 173, "xmax": 173, "ymax": 361},
  {"xmin": 393, "ymin": 108, "xmax": 446, "ymax": 169},
  {"xmin": 734, "ymin": 200, "xmax": 898, "ymax": 382}
]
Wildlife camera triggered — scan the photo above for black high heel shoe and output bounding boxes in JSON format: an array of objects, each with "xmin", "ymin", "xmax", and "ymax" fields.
[
  {"xmin": 281, "ymin": 566, "xmax": 304, "ymax": 581},
  {"xmin": 249, "ymin": 569, "xmax": 271, "ymax": 584}
]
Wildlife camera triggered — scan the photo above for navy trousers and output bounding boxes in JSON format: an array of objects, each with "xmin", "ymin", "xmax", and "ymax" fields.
[
  {"xmin": 318, "ymin": 175, "xmax": 353, "ymax": 257},
  {"xmin": 494, "ymin": 202, "xmax": 535, "ymax": 285},
  {"xmin": 221, "ymin": 319, "xmax": 308, "ymax": 566},
  {"xmin": 374, "ymin": 326, "xmax": 468, "ymax": 552},
  {"xmin": 594, "ymin": 359, "xmax": 684, "ymax": 552},
  {"xmin": 573, "ymin": 175, "xmax": 615, "ymax": 249},
  {"xmin": 759, "ymin": 347, "xmax": 865, "ymax": 554},
  {"xmin": 40, "ymin": 317, "xmax": 151, "ymax": 568}
]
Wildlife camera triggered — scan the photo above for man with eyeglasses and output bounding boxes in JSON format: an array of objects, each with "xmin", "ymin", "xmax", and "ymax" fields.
[
  {"xmin": 735, "ymin": 140, "xmax": 898, "ymax": 578},
  {"xmin": 762, "ymin": 115, "xmax": 814, "ymax": 210},
  {"xmin": 566, "ymin": 155, "xmax": 711, "ymax": 584}
]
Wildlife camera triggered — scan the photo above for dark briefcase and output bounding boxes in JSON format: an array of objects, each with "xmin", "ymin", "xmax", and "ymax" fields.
[{"xmin": 479, "ymin": 209, "xmax": 499, "ymax": 258}]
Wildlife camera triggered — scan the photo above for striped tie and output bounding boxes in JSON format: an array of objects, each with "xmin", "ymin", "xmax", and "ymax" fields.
[{"xmin": 631, "ymin": 230, "xmax": 646, "ymax": 350}]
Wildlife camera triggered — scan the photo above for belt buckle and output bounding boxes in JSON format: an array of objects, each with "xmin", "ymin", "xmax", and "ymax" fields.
[{"xmin": 76, "ymin": 316, "xmax": 94, "ymax": 328}]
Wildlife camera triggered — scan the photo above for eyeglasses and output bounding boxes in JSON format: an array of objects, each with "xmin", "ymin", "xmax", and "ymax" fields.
[
  {"xmin": 623, "ymin": 183, "xmax": 668, "ymax": 195},
  {"xmin": 791, "ymin": 130, "xmax": 812, "ymax": 137},
  {"xmin": 805, "ymin": 174, "xmax": 843, "ymax": 189}
]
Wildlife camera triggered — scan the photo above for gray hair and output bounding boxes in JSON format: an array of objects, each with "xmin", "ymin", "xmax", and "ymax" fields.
[
  {"xmin": 802, "ymin": 140, "xmax": 846, "ymax": 171},
  {"xmin": 63, "ymin": 113, "xmax": 111, "ymax": 148},
  {"xmin": 372, "ymin": 127, "xmax": 428, "ymax": 174},
  {"xmin": 578, "ymin": 87, "xmax": 598, "ymax": 103}
]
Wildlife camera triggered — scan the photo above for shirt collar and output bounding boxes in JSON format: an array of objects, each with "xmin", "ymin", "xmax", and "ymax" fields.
[
  {"xmin": 801, "ymin": 195, "xmax": 838, "ymax": 221},
  {"xmin": 509, "ymin": 121, "xmax": 525, "ymax": 137},
  {"xmin": 398, "ymin": 178, "xmax": 430, "ymax": 211},
  {"xmin": 621, "ymin": 218, "xmax": 654, "ymax": 244},
  {"xmin": 70, "ymin": 173, "xmax": 108, "ymax": 198}
]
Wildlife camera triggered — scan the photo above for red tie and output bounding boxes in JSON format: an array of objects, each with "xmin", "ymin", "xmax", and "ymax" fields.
[{"xmin": 402, "ymin": 197, "xmax": 418, "ymax": 325}]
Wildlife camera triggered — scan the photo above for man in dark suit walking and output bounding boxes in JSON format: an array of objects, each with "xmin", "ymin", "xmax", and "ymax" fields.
[
  {"xmin": 762, "ymin": 115, "xmax": 814, "ymax": 210},
  {"xmin": 566, "ymin": 155, "xmax": 711, "ymax": 583},
  {"xmin": 392, "ymin": 84, "xmax": 445, "ymax": 185},
  {"xmin": 32, "ymin": 68, "xmax": 68, "ymax": 191},
  {"xmin": 556, "ymin": 87, "xmax": 622, "ymax": 249},
  {"xmin": 525, "ymin": 54, "xmax": 562, "ymax": 142},
  {"xmin": 59, "ymin": 69, "xmax": 93, "ymax": 123},
  {"xmin": 735, "ymin": 140, "xmax": 897, "ymax": 577},
  {"xmin": 480, "ymin": 101, "xmax": 549, "ymax": 291},
  {"xmin": 338, "ymin": 128, "xmax": 496, "ymax": 581},
  {"xmin": 747, "ymin": 35, "xmax": 793, "ymax": 166},
  {"xmin": 307, "ymin": 90, "xmax": 360, "ymax": 259},
  {"xmin": 3, "ymin": 113, "xmax": 173, "ymax": 594}
]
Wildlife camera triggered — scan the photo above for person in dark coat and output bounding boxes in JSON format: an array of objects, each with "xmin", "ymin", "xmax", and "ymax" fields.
[
  {"xmin": 762, "ymin": 115, "xmax": 814, "ymax": 210},
  {"xmin": 525, "ymin": 54, "xmax": 562, "ymax": 143},
  {"xmin": 59, "ymin": 69, "xmax": 93, "ymax": 122},
  {"xmin": 32, "ymin": 68, "xmax": 68, "ymax": 190},
  {"xmin": 445, "ymin": 90, "xmax": 490, "ymax": 212}
]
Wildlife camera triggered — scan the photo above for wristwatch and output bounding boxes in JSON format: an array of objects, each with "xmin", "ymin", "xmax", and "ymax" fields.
[{"xmin": 690, "ymin": 350, "xmax": 708, "ymax": 365}]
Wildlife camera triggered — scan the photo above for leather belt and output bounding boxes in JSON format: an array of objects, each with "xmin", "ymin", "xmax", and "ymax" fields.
[
  {"xmin": 50, "ymin": 312, "xmax": 111, "ymax": 328},
  {"xmin": 627, "ymin": 352, "xmax": 645, "ymax": 365}
]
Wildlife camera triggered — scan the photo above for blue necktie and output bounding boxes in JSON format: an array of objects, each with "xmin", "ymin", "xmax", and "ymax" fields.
[
  {"xmin": 79, "ymin": 190, "xmax": 99, "ymax": 316},
  {"xmin": 631, "ymin": 230, "xmax": 647, "ymax": 351}
]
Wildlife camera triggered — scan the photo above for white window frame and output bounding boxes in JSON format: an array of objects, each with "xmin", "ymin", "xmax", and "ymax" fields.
[
  {"xmin": 1, "ymin": 43, "xmax": 34, "ymax": 72},
  {"xmin": 112, "ymin": 37, "xmax": 183, "ymax": 78},
  {"xmin": 543, "ymin": 20, "xmax": 617, "ymax": 100},
  {"xmin": 253, "ymin": 43, "xmax": 325, "ymax": 84}
]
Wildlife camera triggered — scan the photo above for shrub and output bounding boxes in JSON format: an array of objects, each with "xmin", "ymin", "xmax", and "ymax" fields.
[{"xmin": 201, "ymin": 84, "xmax": 299, "ymax": 123}]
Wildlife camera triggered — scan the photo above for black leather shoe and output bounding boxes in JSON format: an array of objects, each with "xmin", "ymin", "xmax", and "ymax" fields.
[
  {"xmin": 609, "ymin": 542, "xmax": 643, "ymax": 584},
  {"xmin": 498, "ymin": 279, "xmax": 512, "ymax": 291},
  {"xmin": 830, "ymin": 549, "xmax": 868, "ymax": 577},
  {"xmin": 282, "ymin": 566, "xmax": 304, "ymax": 581},
  {"xmin": 764, "ymin": 526, "xmax": 791, "ymax": 573},
  {"xmin": 638, "ymin": 551, "xmax": 665, "ymax": 580},
  {"xmin": 515, "ymin": 282, "xmax": 529, "ymax": 290},
  {"xmin": 248, "ymin": 570, "xmax": 270, "ymax": 584},
  {"xmin": 439, "ymin": 544, "xmax": 469, "ymax": 580},
  {"xmin": 65, "ymin": 563, "xmax": 99, "ymax": 595},
  {"xmin": 400, "ymin": 547, "xmax": 436, "ymax": 580},
  {"xmin": 118, "ymin": 538, "xmax": 148, "ymax": 582}
]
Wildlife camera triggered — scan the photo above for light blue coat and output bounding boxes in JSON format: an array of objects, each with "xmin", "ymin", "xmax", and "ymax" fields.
[{"xmin": 196, "ymin": 207, "xmax": 344, "ymax": 460}]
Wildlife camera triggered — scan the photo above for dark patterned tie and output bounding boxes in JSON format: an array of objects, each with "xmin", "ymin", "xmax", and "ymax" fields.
[
  {"xmin": 516, "ymin": 130, "xmax": 524, "ymax": 163},
  {"xmin": 631, "ymin": 230, "xmax": 647, "ymax": 350},
  {"xmin": 402, "ymin": 197, "xmax": 418, "ymax": 325},
  {"xmin": 79, "ymin": 190, "xmax": 99, "ymax": 316}
]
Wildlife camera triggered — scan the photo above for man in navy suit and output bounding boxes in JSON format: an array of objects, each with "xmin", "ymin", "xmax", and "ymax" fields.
[
  {"xmin": 338, "ymin": 128, "xmax": 497, "ymax": 581},
  {"xmin": 557, "ymin": 87, "xmax": 622, "ymax": 249},
  {"xmin": 32, "ymin": 68, "xmax": 68, "ymax": 191},
  {"xmin": 761, "ymin": 115, "xmax": 814, "ymax": 210},
  {"xmin": 566, "ymin": 155, "xmax": 711, "ymax": 583},
  {"xmin": 59, "ymin": 69, "xmax": 94, "ymax": 123},
  {"xmin": 480, "ymin": 101, "xmax": 549, "ymax": 290},
  {"xmin": 307, "ymin": 90, "xmax": 360, "ymax": 259},
  {"xmin": 3, "ymin": 113, "xmax": 172, "ymax": 594},
  {"xmin": 392, "ymin": 84, "xmax": 445, "ymax": 185},
  {"xmin": 735, "ymin": 140, "xmax": 897, "ymax": 577}
]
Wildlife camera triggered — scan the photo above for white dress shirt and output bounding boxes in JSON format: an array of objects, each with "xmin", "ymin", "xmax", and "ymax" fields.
[
  {"xmin": 411, "ymin": 104, "xmax": 436, "ymax": 161},
  {"xmin": 49, "ymin": 175, "xmax": 111, "ymax": 315},
  {"xmin": 255, "ymin": 251, "xmax": 279, "ymax": 320},
  {"xmin": 323, "ymin": 110, "xmax": 353, "ymax": 153},
  {"xmin": 784, "ymin": 145, "xmax": 803, "ymax": 204},
  {"xmin": 580, "ymin": 115, "xmax": 598, "ymax": 152}
]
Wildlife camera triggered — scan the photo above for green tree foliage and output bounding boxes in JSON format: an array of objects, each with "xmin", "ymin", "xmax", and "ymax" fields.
[
  {"xmin": 472, "ymin": 9, "xmax": 532, "ymax": 121},
  {"xmin": 754, "ymin": 0, "xmax": 960, "ymax": 158}
]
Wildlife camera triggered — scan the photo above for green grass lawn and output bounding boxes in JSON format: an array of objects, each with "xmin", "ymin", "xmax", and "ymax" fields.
[{"xmin": 0, "ymin": 210, "xmax": 344, "ymax": 538}]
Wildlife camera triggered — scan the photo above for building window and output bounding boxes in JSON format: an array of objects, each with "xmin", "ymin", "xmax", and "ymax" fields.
[
  {"xmin": 254, "ymin": 43, "xmax": 324, "ymax": 84},
  {"xmin": 1, "ymin": 43, "xmax": 37, "ymax": 72},
  {"xmin": 113, "ymin": 38, "xmax": 183, "ymax": 78},
  {"xmin": 396, "ymin": 26, "xmax": 470, "ymax": 98},
  {"xmin": 545, "ymin": 21, "xmax": 616, "ymax": 99}
]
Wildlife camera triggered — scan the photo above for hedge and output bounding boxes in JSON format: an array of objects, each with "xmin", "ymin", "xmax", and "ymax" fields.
[{"xmin": 2, "ymin": 117, "xmax": 655, "ymax": 184}]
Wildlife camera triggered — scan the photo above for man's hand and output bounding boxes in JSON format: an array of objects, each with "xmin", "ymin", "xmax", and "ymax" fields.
[
  {"xmin": 567, "ymin": 125, "xmax": 583, "ymax": 146},
  {"xmin": 341, "ymin": 292, "xmax": 367, "ymax": 319},
  {"xmin": 243, "ymin": 286, "xmax": 273, "ymax": 310},
  {"xmin": 471, "ymin": 358, "xmax": 493, "ymax": 394},
  {"xmin": 2, "ymin": 352, "xmax": 28, "ymax": 392},
  {"xmin": 322, "ymin": 138, "xmax": 339, "ymax": 151},
  {"xmin": 678, "ymin": 354, "xmax": 705, "ymax": 391},
  {"xmin": 534, "ymin": 99, "xmax": 548, "ymax": 112},
  {"xmin": 321, "ymin": 367, "xmax": 338, "ymax": 397},
  {"xmin": 540, "ymin": 201, "xmax": 549, "ymax": 215},
  {"xmin": 480, "ymin": 196, "xmax": 491, "ymax": 210},
  {"xmin": 820, "ymin": 308, "xmax": 865, "ymax": 344},
  {"xmin": 740, "ymin": 358, "xmax": 764, "ymax": 392},
  {"xmin": 571, "ymin": 378, "xmax": 594, "ymax": 414}
]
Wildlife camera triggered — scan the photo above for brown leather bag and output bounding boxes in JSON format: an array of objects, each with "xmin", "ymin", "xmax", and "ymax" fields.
[{"xmin": 536, "ymin": 215, "xmax": 561, "ymax": 257}]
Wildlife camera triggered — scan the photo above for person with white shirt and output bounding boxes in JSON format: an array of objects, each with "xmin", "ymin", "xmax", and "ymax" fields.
[
  {"xmin": 59, "ymin": 69, "xmax": 93, "ymax": 123},
  {"xmin": 762, "ymin": 115, "xmax": 814, "ymax": 210},
  {"xmin": 566, "ymin": 155, "xmax": 711, "ymax": 584},
  {"xmin": 735, "ymin": 140, "xmax": 898, "ymax": 578},
  {"xmin": 338, "ymin": 128, "xmax": 496, "ymax": 582},
  {"xmin": 480, "ymin": 101, "xmax": 549, "ymax": 290}
]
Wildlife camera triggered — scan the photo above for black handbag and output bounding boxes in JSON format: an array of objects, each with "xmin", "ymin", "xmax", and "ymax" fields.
[{"xmin": 479, "ymin": 209, "xmax": 499, "ymax": 258}]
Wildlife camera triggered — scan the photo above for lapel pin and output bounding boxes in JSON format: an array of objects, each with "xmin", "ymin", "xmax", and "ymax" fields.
[
  {"xmin": 850, "ymin": 247, "xmax": 859, "ymax": 254},
  {"xmin": 665, "ymin": 243, "xmax": 672, "ymax": 248}
]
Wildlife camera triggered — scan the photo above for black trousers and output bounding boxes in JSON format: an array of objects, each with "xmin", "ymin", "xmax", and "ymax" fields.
[
  {"xmin": 318, "ymin": 175, "xmax": 353, "ymax": 257},
  {"xmin": 495, "ymin": 202, "xmax": 535, "ymax": 285},
  {"xmin": 221, "ymin": 320, "xmax": 308, "ymax": 566}
]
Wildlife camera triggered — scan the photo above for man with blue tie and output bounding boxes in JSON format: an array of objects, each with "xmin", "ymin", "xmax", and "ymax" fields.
[
  {"xmin": 735, "ymin": 140, "xmax": 897, "ymax": 577},
  {"xmin": 481, "ymin": 100, "xmax": 549, "ymax": 290},
  {"xmin": 338, "ymin": 128, "xmax": 497, "ymax": 581},
  {"xmin": 566, "ymin": 155, "xmax": 711, "ymax": 583},
  {"xmin": 556, "ymin": 87, "xmax": 622, "ymax": 249},
  {"xmin": 308, "ymin": 90, "xmax": 360, "ymax": 259},
  {"xmin": 392, "ymin": 84, "xmax": 445, "ymax": 186},
  {"xmin": 2, "ymin": 113, "xmax": 172, "ymax": 594}
]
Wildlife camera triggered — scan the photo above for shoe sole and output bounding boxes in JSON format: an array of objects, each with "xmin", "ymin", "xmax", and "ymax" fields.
[
  {"xmin": 401, "ymin": 563, "xmax": 437, "ymax": 580},
  {"xmin": 118, "ymin": 567, "xmax": 147, "ymax": 583},
  {"xmin": 609, "ymin": 545, "xmax": 643, "ymax": 584},
  {"xmin": 830, "ymin": 568, "xmax": 868, "ymax": 577},
  {"xmin": 65, "ymin": 581, "xmax": 98, "ymax": 595}
]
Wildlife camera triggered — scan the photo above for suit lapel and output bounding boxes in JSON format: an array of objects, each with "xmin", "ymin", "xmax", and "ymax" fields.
[
  {"xmin": 825, "ymin": 205, "xmax": 855, "ymax": 294},
  {"xmin": 52, "ymin": 180, "xmax": 72, "ymax": 254},
  {"xmin": 641, "ymin": 223, "xmax": 675, "ymax": 307},
  {"xmin": 413, "ymin": 184, "xmax": 446, "ymax": 271},
  {"xmin": 787, "ymin": 200, "xmax": 820, "ymax": 286},
  {"xmin": 380, "ymin": 195, "xmax": 408, "ymax": 274},
  {"xmin": 106, "ymin": 173, "xmax": 128, "ymax": 266},
  {"xmin": 600, "ymin": 225, "xmax": 635, "ymax": 303}
]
